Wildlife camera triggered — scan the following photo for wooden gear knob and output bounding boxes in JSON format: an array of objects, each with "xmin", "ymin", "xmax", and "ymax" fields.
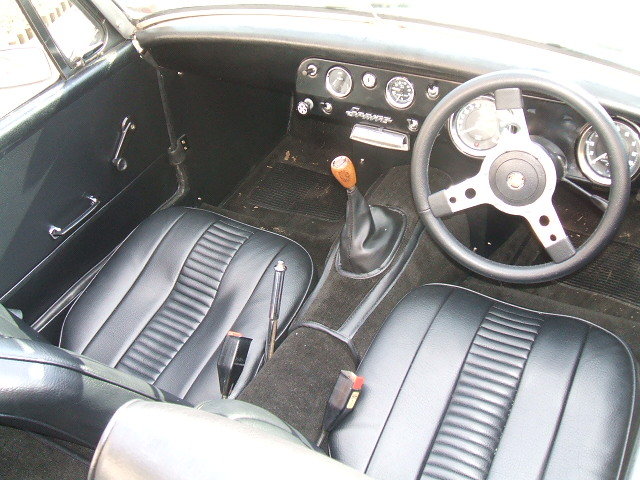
[{"xmin": 331, "ymin": 156, "xmax": 357, "ymax": 189}]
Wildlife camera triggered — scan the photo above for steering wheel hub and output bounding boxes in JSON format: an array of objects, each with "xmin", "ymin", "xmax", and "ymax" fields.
[{"xmin": 489, "ymin": 151, "xmax": 546, "ymax": 206}]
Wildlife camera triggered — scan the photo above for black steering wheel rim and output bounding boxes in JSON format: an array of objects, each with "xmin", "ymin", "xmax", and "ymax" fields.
[{"xmin": 411, "ymin": 70, "xmax": 630, "ymax": 284}]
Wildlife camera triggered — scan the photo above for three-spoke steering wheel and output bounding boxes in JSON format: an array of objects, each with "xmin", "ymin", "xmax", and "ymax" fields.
[{"xmin": 412, "ymin": 70, "xmax": 630, "ymax": 283}]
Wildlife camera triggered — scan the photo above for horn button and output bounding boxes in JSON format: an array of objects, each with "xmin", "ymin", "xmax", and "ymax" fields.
[{"xmin": 489, "ymin": 151, "xmax": 546, "ymax": 206}]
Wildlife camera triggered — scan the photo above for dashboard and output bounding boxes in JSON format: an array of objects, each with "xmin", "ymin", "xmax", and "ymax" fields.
[
  {"xmin": 296, "ymin": 58, "xmax": 640, "ymax": 188},
  {"xmin": 135, "ymin": 9, "xmax": 640, "ymax": 191}
]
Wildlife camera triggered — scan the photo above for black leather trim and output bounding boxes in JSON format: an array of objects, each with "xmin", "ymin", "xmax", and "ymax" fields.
[
  {"xmin": 0, "ymin": 304, "xmax": 42, "ymax": 341},
  {"xmin": 331, "ymin": 283, "xmax": 638, "ymax": 480},
  {"xmin": 0, "ymin": 337, "xmax": 184, "ymax": 447}
]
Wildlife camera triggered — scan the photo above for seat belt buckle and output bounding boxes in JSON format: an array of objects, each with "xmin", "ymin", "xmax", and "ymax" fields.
[
  {"xmin": 317, "ymin": 370, "xmax": 364, "ymax": 446},
  {"xmin": 217, "ymin": 331, "xmax": 252, "ymax": 399}
]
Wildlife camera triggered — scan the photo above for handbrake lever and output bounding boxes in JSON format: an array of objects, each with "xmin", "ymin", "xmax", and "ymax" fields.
[{"xmin": 266, "ymin": 260, "xmax": 287, "ymax": 361}]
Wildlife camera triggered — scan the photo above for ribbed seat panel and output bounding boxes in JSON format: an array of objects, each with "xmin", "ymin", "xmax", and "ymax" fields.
[
  {"xmin": 117, "ymin": 220, "xmax": 252, "ymax": 383},
  {"xmin": 422, "ymin": 306, "xmax": 542, "ymax": 480}
]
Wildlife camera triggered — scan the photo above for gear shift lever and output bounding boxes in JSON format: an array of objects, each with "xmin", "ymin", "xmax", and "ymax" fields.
[{"xmin": 331, "ymin": 156, "xmax": 404, "ymax": 275}]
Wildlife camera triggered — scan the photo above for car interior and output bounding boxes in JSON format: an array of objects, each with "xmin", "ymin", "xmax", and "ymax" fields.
[{"xmin": 1, "ymin": 2, "xmax": 639, "ymax": 479}]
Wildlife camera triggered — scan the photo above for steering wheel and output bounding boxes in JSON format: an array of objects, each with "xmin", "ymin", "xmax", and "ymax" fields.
[{"xmin": 411, "ymin": 70, "xmax": 630, "ymax": 284}]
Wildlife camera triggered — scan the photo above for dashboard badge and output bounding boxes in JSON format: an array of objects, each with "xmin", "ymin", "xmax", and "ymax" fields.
[{"xmin": 346, "ymin": 106, "xmax": 393, "ymax": 124}]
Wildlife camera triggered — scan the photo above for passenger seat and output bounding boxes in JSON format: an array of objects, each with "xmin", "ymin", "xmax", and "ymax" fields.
[{"xmin": 60, "ymin": 207, "xmax": 314, "ymax": 403}]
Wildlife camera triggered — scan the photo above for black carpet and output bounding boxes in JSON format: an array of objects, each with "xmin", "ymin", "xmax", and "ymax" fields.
[
  {"xmin": 291, "ymin": 164, "xmax": 469, "ymax": 335},
  {"xmin": 0, "ymin": 427, "xmax": 91, "ymax": 480},
  {"xmin": 239, "ymin": 327, "xmax": 356, "ymax": 443}
]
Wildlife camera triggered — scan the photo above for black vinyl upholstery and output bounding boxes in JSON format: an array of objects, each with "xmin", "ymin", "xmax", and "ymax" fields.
[
  {"xmin": 331, "ymin": 284, "xmax": 638, "ymax": 480},
  {"xmin": 60, "ymin": 207, "xmax": 314, "ymax": 403}
]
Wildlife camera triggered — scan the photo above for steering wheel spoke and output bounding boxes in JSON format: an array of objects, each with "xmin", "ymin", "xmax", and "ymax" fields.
[
  {"xmin": 523, "ymin": 201, "xmax": 576, "ymax": 263},
  {"xmin": 428, "ymin": 175, "xmax": 489, "ymax": 217},
  {"xmin": 494, "ymin": 88, "xmax": 531, "ymax": 144}
]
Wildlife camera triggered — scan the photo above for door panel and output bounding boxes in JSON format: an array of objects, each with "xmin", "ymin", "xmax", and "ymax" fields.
[{"xmin": 0, "ymin": 42, "xmax": 175, "ymax": 323}]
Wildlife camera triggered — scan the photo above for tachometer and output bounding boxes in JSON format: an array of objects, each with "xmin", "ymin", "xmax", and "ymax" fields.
[
  {"xmin": 326, "ymin": 66, "xmax": 353, "ymax": 98},
  {"xmin": 576, "ymin": 118, "xmax": 640, "ymax": 186},
  {"xmin": 385, "ymin": 76, "xmax": 415, "ymax": 109},
  {"xmin": 448, "ymin": 95, "xmax": 502, "ymax": 158}
]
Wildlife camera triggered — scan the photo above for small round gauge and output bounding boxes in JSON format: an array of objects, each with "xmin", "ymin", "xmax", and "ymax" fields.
[
  {"xmin": 385, "ymin": 76, "xmax": 415, "ymax": 109},
  {"xmin": 325, "ymin": 66, "xmax": 353, "ymax": 98},
  {"xmin": 448, "ymin": 95, "xmax": 502, "ymax": 158},
  {"xmin": 576, "ymin": 118, "xmax": 640, "ymax": 186}
]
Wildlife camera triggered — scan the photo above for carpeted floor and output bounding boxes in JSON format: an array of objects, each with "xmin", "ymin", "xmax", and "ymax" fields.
[{"xmin": 0, "ymin": 427, "xmax": 91, "ymax": 480}]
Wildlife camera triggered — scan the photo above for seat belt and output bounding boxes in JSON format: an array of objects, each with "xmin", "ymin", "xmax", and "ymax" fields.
[
  {"xmin": 132, "ymin": 36, "xmax": 190, "ymax": 209},
  {"xmin": 316, "ymin": 370, "xmax": 364, "ymax": 447}
]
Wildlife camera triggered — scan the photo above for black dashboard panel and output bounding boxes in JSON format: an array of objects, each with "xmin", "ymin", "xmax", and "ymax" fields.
[
  {"xmin": 295, "ymin": 58, "xmax": 640, "ymax": 188},
  {"xmin": 296, "ymin": 58, "xmax": 458, "ymax": 134}
]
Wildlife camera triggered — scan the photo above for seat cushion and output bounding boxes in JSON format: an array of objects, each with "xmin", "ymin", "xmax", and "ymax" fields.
[
  {"xmin": 331, "ymin": 284, "xmax": 638, "ymax": 480},
  {"xmin": 60, "ymin": 207, "xmax": 313, "ymax": 404}
]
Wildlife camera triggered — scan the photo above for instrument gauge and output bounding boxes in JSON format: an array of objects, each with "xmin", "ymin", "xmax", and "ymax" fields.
[
  {"xmin": 385, "ymin": 76, "xmax": 415, "ymax": 109},
  {"xmin": 448, "ymin": 95, "xmax": 502, "ymax": 158},
  {"xmin": 326, "ymin": 66, "xmax": 353, "ymax": 98},
  {"xmin": 576, "ymin": 118, "xmax": 640, "ymax": 186}
]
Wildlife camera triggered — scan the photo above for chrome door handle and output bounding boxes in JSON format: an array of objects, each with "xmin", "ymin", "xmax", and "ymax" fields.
[
  {"xmin": 49, "ymin": 195, "xmax": 101, "ymax": 239},
  {"xmin": 111, "ymin": 117, "xmax": 136, "ymax": 172}
]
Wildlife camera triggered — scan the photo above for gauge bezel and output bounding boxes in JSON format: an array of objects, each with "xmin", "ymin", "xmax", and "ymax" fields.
[
  {"xmin": 325, "ymin": 66, "xmax": 353, "ymax": 98},
  {"xmin": 385, "ymin": 76, "xmax": 415, "ymax": 110},
  {"xmin": 447, "ymin": 95, "xmax": 499, "ymax": 159},
  {"xmin": 576, "ymin": 116, "xmax": 640, "ymax": 186}
]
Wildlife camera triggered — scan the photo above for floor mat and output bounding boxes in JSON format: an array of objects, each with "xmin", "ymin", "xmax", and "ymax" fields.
[
  {"xmin": 514, "ymin": 229, "xmax": 640, "ymax": 311},
  {"xmin": 246, "ymin": 162, "xmax": 346, "ymax": 221},
  {"xmin": 218, "ymin": 137, "xmax": 350, "ymax": 271}
]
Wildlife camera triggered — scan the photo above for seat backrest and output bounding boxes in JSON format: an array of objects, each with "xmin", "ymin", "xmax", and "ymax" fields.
[{"xmin": 0, "ymin": 305, "xmax": 182, "ymax": 447}]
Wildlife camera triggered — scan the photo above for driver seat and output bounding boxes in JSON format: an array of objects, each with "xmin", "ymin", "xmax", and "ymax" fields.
[{"xmin": 331, "ymin": 284, "xmax": 638, "ymax": 480}]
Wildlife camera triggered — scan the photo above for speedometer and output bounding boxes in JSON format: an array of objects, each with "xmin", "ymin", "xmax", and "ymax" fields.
[
  {"xmin": 448, "ymin": 95, "xmax": 502, "ymax": 158},
  {"xmin": 385, "ymin": 76, "xmax": 415, "ymax": 109},
  {"xmin": 576, "ymin": 118, "xmax": 640, "ymax": 186}
]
